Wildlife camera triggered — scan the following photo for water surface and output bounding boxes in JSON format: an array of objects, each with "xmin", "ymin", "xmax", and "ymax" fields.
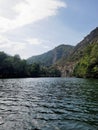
[{"xmin": 0, "ymin": 78, "xmax": 98, "ymax": 130}]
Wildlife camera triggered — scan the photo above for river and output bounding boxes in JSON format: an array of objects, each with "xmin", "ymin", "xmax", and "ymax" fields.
[{"xmin": 0, "ymin": 78, "xmax": 98, "ymax": 130}]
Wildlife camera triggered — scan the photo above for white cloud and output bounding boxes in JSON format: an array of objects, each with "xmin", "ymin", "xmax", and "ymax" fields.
[
  {"xmin": 0, "ymin": 35, "xmax": 26, "ymax": 51},
  {"xmin": 27, "ymin": 38, "xmax": 42, "ymax": 45},
  {"xmin": 0, "ymin": 35, "xmax": 46, "ymax": 58},
  {"xmin": 42, "ymin": 45, "xmax": 50, "ymax": 49},
  {"xmin": 0, "ymin": 0, "xmax": 67, "ymax": 58},
  {"xmin": 0, "ymin": 0, "xmax": 66, "ymax": 32}
]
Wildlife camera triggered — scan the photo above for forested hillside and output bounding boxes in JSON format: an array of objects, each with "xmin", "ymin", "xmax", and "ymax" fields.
[
  {"xmin": 73, "ymin": 42, "xmax": 98, "ymax": 78},
  {"xmin": 27, "ymin": 45, "xmax": 74, "ymax": 66},
  {"xmin": 0, "ymin": 52, "xmax": 61, "ymax": 78},
  {"xmin": 0, "ymin": 27, "xmax": 98, "ymax": 78},
  {"xmin": 72, "ymin": 27, "xmax": 98, "ymax": 78},
  {"xmin": 56, "ymin": 27, "xmax": 98, "ymax": 78}
]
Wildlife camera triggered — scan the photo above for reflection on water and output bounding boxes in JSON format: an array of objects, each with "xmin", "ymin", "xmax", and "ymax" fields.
[{"xmin": 0, "ymin": 78, "xmax": 98, "ymax": 130}]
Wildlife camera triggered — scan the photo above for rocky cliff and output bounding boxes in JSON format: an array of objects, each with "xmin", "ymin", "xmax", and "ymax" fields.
[
  {"xmin": 57, "ymin": 27, "xmax": 98, "ymax": 77},
  {"xmin": 27, "ymin": 45, "xmax": 74, "ymax": 66}
]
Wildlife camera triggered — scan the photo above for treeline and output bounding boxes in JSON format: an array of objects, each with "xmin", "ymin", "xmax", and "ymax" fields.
[
  {"xmin": 0, "ymin": 52, "xmax": 61, "ymax": 78},
  {"xmin": 73, "ymin": 42, "xmax": 98, "ymax": 78}
]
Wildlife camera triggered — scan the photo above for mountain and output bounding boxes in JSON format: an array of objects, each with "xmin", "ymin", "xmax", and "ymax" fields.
[
  {"xmin": 0, "ymin": 28, "xmax": 97, "ymax": 78},
  {"xmin": 73, "ymin": 42, "xmax": 98, "ymax": 78},
  {"xmin": 70, "ymin": 27, "xmax": 98, "ymax": 61},
  {"xmin": 27, "ymin": 27, "xmax": 98, "ymax": 78},
  {"xmin": 27, "ymin": 44, "xmax": 74, "ymax": 66},
  {"xmin": 0, "ymin": 51, "xmax": 61, "ymax": 78},
  {"xmin": 57, "ymin": 27, "xmax": 98, "ymax": 77}
]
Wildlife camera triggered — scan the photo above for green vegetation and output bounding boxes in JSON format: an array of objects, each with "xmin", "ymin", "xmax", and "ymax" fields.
[
  {"xmin": 0, "ymin": 28, "xmax": 98, "ymax": 78},
  {"xmin": 27, "ymin": 45, "xmax": 74, "ymax": 66},
  {"xmin": 56, "ymin": 27, "xmax": 98, "ymax": 78},
  {"xmin": 0, "ymin": 52, "xmax": 61, "ymax": 78},
  {"xmin": 40, "ymin": 66, "xmax": 61, "ymax": 77},
  {"xmin": 73, "ymin": 43, "xmax": 98, "ymax": 78}
]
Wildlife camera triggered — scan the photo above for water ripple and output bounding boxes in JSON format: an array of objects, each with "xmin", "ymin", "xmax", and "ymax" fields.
[{"xmin": 0, "ymin": 78, "xmax": 98, "ymax": 130}]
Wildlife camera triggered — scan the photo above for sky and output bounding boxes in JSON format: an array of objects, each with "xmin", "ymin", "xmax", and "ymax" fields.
[{"xmin": 0, "ymin": 0, "xmax": 98, "ymax": 59}]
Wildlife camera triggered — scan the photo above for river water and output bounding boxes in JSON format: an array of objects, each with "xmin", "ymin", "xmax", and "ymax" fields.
[{"xmin": 0, "ymin": 78, "xmax": 98, "ymax": 130}]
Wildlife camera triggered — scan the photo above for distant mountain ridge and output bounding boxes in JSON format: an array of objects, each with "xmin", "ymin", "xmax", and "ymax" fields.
[
  {"xmin": 0, "ymin": 27, "xmax": 98, "ymax": 78},
  {"xmin": 70, "ymin": 27, "xmax": 98, "ymax": 61},
  {"xmin": 57, "ymin": 27, "xmax": 98, "ymax": 65},
  {"xmin": 27, "ymin": 44, "xmax": 74, "ymax": 66},
  {"xmin": 56, "ymin": 27, "xmax": 98, "ymax": 77},
  {"xmin": 27, "ymin": 27, "xmax": 98, "ymax": 78}
]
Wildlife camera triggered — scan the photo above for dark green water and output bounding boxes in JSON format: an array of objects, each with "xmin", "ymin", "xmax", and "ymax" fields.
[{"xmin": 0, "ymin": 78, "xmax": 98, "ymax": 130}]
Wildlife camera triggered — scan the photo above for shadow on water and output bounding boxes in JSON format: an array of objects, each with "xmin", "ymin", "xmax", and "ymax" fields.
[{"xmin": 0, "ymin": 78, "xmax": 98, "ymax": 130}]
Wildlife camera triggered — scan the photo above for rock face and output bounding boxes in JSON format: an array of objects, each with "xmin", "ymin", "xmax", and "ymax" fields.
[
  {"xmin": 27, "ymin": 45, "xmax": 74, "ymax": 66},
  {"xmin": 57, "ymin": 62, "xmax": 75, "ymax": 77},
  {"xmin": 27, "ymin": 27, "xmax": 98, "ymax": 77},
  {"xmin": 57, "ymin": 27, "xmax": 98, "ymax": 77},
  {"xmin": 70, "ymin": 27, "xmax": 98, "ymax": 61}
]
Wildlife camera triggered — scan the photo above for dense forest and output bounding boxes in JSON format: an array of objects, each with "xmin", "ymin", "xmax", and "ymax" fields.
[
  {"xmin": 27, "ymin": 45, "xmax": 74, "ymax": 66},
  {"xmin": 73, "ymin": 42, "xmax": 98, "ymax": 78},
  {"xmin": 54, "ymin": 27, "xmax": 98, "ymax": 78},
  {"xmin": 27, "ymin": 28, "xmax": 98, "ymax": 78},
  {"xmin": 0, "ymin": 28, "xmax": 98, "ymax": 78},
  {"xmin": 0, "ymin": 52, "xmax": 61, "ymax": 78}
]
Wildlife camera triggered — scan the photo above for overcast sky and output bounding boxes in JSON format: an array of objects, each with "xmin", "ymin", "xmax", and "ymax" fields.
[{"xmin": 0, "ymin": 0, "xmax": 98, "ymax": 59}]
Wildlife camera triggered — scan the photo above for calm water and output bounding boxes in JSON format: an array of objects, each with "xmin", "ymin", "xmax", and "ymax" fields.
[{"xmin": 0, "ymin": 78, "xmax": 98, "ymax": 130}]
